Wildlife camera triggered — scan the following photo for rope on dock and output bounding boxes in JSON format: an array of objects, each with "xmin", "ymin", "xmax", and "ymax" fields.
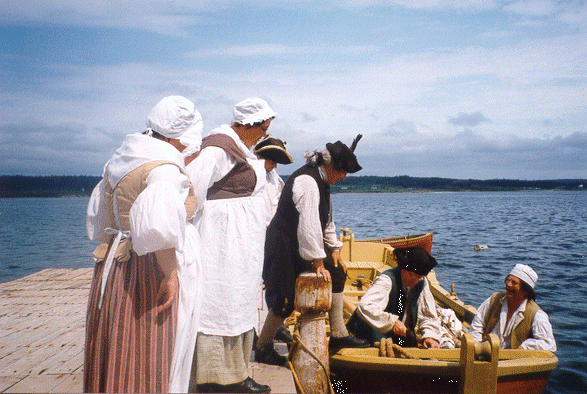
[{"xmin": 287, "ymin": 315, "xmax": 335, "ymax": 394}]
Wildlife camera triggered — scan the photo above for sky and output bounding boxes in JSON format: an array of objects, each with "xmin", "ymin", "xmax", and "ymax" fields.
[{"xmin": 1, "ymin": 0, "xmax": 586, "ymax": 180}]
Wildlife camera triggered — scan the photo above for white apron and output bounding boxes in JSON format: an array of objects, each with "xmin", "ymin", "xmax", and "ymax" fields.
[{"xmin": 195, "ymin": 154, "xmax": 267, "ymax": 337}]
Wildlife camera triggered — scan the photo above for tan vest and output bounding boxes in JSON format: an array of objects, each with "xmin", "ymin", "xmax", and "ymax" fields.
[
  {"xmin": 93, "ymin": 160, "xmax": 196, "ymax": 261},
  {"xmin": 483, "ymin": 291, "xmax": 541, "ymax": 349}
]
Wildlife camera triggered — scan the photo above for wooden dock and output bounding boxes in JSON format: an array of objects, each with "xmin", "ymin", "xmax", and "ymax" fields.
[{"xmin": 0, "ymin": 268, "xmax": 295, "ymax": 393}]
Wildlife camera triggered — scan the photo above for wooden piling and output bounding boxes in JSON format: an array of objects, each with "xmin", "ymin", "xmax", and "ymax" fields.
[{"xmin": 290, "ymin": 271, "xmax": 332, "ymax": 394}]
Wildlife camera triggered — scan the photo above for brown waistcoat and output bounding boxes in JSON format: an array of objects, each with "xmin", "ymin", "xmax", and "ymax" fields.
[
  {"xmin": 483, "ymin": 291, "xmax": 541, "ymax": 349},
  {"xmin": 200, "ymin": 133, "xmax": 257, "ymax": 200}
]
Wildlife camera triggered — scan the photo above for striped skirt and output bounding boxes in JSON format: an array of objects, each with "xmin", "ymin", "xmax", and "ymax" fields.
[{"xmin": 84, "ymin": 251, "xmax": 177, "ymax": 393}]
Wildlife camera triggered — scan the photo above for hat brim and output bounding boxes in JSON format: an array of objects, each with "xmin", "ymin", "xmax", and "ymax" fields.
[{"xmin": 255, "ymin": 146, "xmax": 294, "ymax": 164}]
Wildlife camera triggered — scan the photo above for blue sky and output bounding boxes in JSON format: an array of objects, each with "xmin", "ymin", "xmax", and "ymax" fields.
[{"xmin": 1, "ymin": 0, "xmax": 586, "ymax": 179}]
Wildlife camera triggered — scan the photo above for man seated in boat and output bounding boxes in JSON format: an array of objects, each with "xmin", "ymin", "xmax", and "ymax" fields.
[
  {"xmin": 468, "ymin": 264, "xmax": 557, "ymax": 352},
  {"xmin": 346, "ymin": 246, "xmax": 442, "ymax": 348}
]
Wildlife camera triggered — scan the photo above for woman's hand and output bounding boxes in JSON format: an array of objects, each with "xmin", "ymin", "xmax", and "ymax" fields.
[
  {"xmin": 157, "ymin": 270, "xmax": 179, "ymax": 314},
  {"xmin": 155, "ymin": 248, "xmax": 179, "ymax": 314}
]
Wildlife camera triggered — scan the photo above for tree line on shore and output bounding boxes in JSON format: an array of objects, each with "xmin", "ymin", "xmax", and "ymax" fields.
[{"xmin": 1, "ymin": 175, "xmax": 585, "ymax": 198}]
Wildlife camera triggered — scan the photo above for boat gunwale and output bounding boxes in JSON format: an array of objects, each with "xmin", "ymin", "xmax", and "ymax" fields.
[
  {"xmin": 330, "ymin": 347, "xmax": 558, "ymax": 377},
  {"xmin": 356, "ymin": 231, "xmax": 433, "ymax": 244}
]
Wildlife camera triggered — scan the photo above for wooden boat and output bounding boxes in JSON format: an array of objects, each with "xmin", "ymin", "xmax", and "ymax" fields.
[
  {"xmin": 330, "ymin": 228, "xmax": 558, "ymax": 394},
  {"xmin": 357, "ymin": 229, "xmax": 434, "ymax": 254}
]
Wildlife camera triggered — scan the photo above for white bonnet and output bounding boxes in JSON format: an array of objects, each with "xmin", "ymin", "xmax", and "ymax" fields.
[
  {"xmin": 146, "ymin": 96, "xmax": 203, "ymax": 155},
  {"xmin": 232, "ymin": 97, "xmax": 276, "ymax": 126},
  {"xmin": 509, "ymin": 263, "xmax": 538, "ymax": 289}
]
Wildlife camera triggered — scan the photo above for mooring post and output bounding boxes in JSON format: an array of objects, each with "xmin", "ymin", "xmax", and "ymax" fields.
[
  {"xmin": 459, "ymin": 333, "xmax": 500, "ymax": 394},
  {"xmin": 291, "ymin": 271, "xmax": 332, "ymax": 394}
]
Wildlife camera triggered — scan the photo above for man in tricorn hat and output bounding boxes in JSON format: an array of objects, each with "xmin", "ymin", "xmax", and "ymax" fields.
[
  {"xmin": 468, "ymin": 264, "xmax": 556, "ymax": 351},
  {"xmin": 255, "ymin": 135, "xmax": 369, "ymax": 366},
  {"xmin": 346, "ymin": 246, "xmax": 443, "ymax": 348},
  {"xmin": 254, "ymin": 136, "xmax": 294, "ymax": 226}
]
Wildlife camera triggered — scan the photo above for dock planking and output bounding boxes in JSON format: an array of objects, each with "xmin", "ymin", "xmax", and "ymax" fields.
[{"xmin": 0, "ymin": 268, "xmax": 294, "ymax": 393}]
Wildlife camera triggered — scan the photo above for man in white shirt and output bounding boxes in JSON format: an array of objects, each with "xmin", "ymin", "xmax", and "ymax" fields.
[
  {"xmin": 346, "ymin": 246, "xmax": 442, "ymax": 348},
  {"xmin": 255, "ymin": 135, "xmax": 369, "ymax": 366},
  {"xmin": 468, "ymin": 264, "xmax": 556, "ymax": 351},
  {"xmin": 253, "ymin": 136, "xmax": 294, "ymax": 226}
]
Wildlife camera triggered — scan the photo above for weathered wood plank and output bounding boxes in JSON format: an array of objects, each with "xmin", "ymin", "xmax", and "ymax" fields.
[{"xmin": 0, "ymin": 268, "xmax": 295, "ymax": 393}]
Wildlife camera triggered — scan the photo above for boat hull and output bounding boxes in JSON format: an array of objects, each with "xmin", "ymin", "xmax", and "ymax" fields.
[
  {"xmin": 329, "ymin": 347, "xmax": 556, "ymax": 394},
  {"xmin": 358, "ymin": 231, "xmax": 434, "ymax": 254},
  {"xmin": 330, "ymin": 363, "xmax": 552, "ymax": 394}
]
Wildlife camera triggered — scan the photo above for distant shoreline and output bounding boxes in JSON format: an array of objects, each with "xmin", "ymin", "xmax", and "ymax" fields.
[{"xmin": 1, "ymin": 174, "xmax": 585, "ymax": 198}]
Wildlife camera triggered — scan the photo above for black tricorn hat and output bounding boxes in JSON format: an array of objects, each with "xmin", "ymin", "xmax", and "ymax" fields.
[
  {"xmin": 326, "ymin": 134, "xmax": 362, "ymax": 173},
  {"xmin": 394, "ymin": 246, "xmax": 437, "ymax": 276},
  {"xmin": 254, "ymin": 136, "xmax": 294, "ymax": 165}
]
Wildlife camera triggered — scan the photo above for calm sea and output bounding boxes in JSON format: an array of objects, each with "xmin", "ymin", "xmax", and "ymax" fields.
[{"xmin": 1, "ymin": 191, "xmax": 585, "ymax": 394}]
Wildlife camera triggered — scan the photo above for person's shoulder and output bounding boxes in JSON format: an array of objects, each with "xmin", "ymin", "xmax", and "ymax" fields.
[{"xmin": 293, "ymin": 173, "xmax": 319, "ymax": 187}]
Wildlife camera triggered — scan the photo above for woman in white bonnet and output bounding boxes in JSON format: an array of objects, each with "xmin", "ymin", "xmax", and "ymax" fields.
[
  {"xmin": 84, "ymin": 96, "xmax": 202, "ymax": 393},
  {"xmin": 186, "ymin": 97, "xmax": 275, "ymax": 393}
]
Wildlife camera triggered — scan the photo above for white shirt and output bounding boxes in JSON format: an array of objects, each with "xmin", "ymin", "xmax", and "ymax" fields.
[
  {"xmin": 292, "ymin": 166, "xmax": 343, "ymax": 261},
  {"xmin": 264, "ymin": 169, "xmax": 284, "ymax": 226},
  {"xmin": 356, "ymin": 273, "xmax": 442, "ymax": 343},
  {"xmin": 468, "ymin": 294, "xmax": 557, "ymax": 352}
]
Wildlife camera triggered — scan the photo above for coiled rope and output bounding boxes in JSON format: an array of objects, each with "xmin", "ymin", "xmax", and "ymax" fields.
[{"xmin": 378, "ymin": 338, "xmax": 420, "ymax": 359}]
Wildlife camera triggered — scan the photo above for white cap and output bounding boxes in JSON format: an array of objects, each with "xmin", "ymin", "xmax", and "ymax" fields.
[
  {"xmin": 509, "ymin": 264, "xmax": 538, "ymax": 289},
  {"xmin": 232, "ymin": 97, "xmax": 276, "ymax": 126},
  {"xmin": 146, "ymin": 96, "xmax": 203, "ymax": 155}
]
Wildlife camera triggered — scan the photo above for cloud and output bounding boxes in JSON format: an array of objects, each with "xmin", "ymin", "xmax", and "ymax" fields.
[
  {"xmin": 448, "ymin": 111, "xmax": 491, "ymax": 127},
  {"xmin": 191, "ymin": 44, "xmax": 382, "ymax": 58},
  {"xmin": 358, "ymin": 130, "xmax": 587, "ymax": 179},
  {"xmin": 504, "ymin": 0, "xmax": 558, "ymax": 17},
  {"xmin": 2, "ymin": 0, "xmax": 586, "ymax": 180},
  {"xmin": 0, "ymin": 122, "xmax": 120, "ymax": 175}
]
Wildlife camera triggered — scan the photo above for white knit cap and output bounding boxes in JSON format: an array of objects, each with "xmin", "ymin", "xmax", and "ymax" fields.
[
  {"xmin": 509, "ymin": 264, "xmax": 538, "ymax": 289},
  {"xmin": 232, "ymin": 97, "xmax": 276, "ymax": 126},
  {"xmin": 146, "ymin": 96, "xmax": 203, "ymax": 155}
]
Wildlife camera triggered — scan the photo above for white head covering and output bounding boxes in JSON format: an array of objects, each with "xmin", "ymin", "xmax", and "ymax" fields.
[
  {"xmin": 232, "ymin": 97, "xmax": 276, "ymax": 126},
  {"xmin": 146, "ymin": 96, "xmax": 203, "ymax": 156},
  {"xmin": 509, "ymin": 264, "xmax": 538, "ymax": 289}
]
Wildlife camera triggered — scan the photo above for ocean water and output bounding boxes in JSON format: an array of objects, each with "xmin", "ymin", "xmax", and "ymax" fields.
[{"xmin": 1, "ymin": 191, "xmax": 586, "ymax": 393}]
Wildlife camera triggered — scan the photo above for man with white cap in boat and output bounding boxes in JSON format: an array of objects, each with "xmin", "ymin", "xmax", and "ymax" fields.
[
  {"xmin": 346, "ymin": 246, "xmax": 443, "ymax": 349},
  {"xmin": 186, "ymin": 97, "xmax": 275, "ymax": 393},
  {"xmin": 468, "ymin": 264, "xmax": 556, "ymax": 351}
]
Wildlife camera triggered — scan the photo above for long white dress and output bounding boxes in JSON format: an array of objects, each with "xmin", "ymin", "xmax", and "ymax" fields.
[
  {"xmin": 187, "ymin": 124, "xmax": 267, "ymax": 337},
  {"xmin": 186, "ymin": 125, "xmax": 267, "ymax": 385}
]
